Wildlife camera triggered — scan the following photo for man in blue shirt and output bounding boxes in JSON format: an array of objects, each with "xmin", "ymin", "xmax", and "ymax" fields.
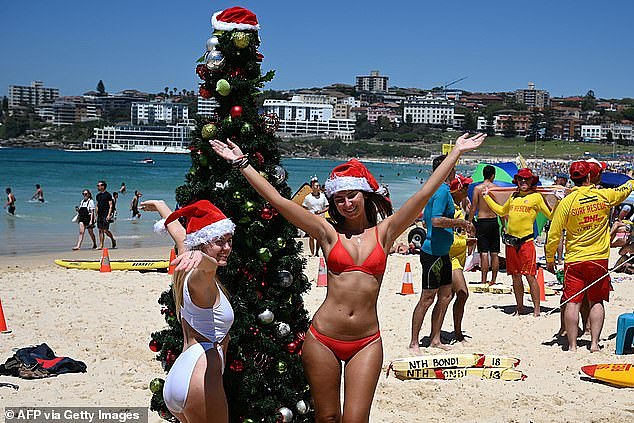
[{"xmin": 409, "ymin": 154, "xmax": 474, "ymax": 351}]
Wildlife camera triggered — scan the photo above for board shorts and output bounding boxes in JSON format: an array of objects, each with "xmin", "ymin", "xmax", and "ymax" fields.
[
  {"xmin": 97, "ymin": 215, "xmax": 110, "ymax": 230},
  {"xmin": 420, "ymin": 251, "xmax": 452, "ymax": 290},
  {"xmin": 7, "ymin": 205, "xmax": 15, "ymax": 215},
  {"xmin": 562, "ymin": 259, "xmax": 611, "ymax": 304},
  {"xmin": 475, "ymin": 217, "xmax": 500, "ymax": 253},
  {"xmin": 505, "ymin": 240, "xmax": 536, "ymax": 276},
  {"xmin": 451, "ymin": 254, "xmax": 466, "ymax": 271}
]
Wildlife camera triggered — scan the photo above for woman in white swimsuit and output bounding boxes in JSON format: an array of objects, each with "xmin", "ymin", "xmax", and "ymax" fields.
[{"xmin": 141, "ymin": 199, "xmax": 235, "ymax": 423}]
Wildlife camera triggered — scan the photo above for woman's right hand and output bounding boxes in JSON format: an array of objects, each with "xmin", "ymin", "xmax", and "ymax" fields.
[
  {"xmin": 139, "ymin": 200, "xmax": 165, "ymax": 212},
  {"xmin": 210, "ymin": 139, "xmax": 244, "ymax": 162},
  {"xmin": 172, "ymin": 250, "xmax": 218, "ymax": 272}
]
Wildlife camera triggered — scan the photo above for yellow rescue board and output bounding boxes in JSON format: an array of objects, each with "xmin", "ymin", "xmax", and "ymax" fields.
[
  {"xmin": 467, "ymin": 283, "xmax": 512, "ymax": 294},
  {"xmin": 581, "ymin": 364, "xmax": 634, "ymax": 387},
  {"xmin": 55, "ymin": 259, "xmax": 169, "ymax": 271},
  {"xmin": 291, "ymin": 183, "xmax": 312, "ymax": 206},
  {"xmin": 393, "ymin": 367, "xmax": 526, "ymax": 381}
]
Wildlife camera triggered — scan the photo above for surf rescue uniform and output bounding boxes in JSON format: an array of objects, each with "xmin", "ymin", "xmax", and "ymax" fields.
[
  {"xmin": 309, "ymin": 227, "xmax": 385, "ymax": 362},
  {"xmin": 163, "ymin": 270, "xmax": 234, "ymax": 414},
  {"xmin": 420, "ymin": 184, "xmax": 454, "ymax": 289},
  {"xmin": 449, "ymin": 202, "xmax": 468, "ymax": 271},
  {"xmin": 546, "ymin": 181, "xmax": 633, "ymax": 303},
  {"xmin": 484, "ymin": 191, "xmax": 553, "ymax": 276}
]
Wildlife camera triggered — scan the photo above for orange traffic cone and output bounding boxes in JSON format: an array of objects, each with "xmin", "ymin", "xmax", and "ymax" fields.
[
  {"xmin": 536, "ymin": 267, "xmax": 546, "ymax": 302},
  {"xmin": 397, "ymin": 262, "xmax": 415, "ymax": 295},
  {"xmin": 317, "ymin": 257, "xmax": 328, "ymax": 287},
  {"xmin": 100, "ymin": 248, "xmax": 112, "ymax": 273},
  {"xmin": 168, "ymin": 248, "xmax": 176, "ymax": 275},
  {"xmin": 0, "ymin": 298, "xmax": 11, "ymax": 334}
]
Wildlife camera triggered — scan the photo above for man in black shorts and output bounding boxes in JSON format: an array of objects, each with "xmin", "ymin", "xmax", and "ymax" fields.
[
  {"xmin": 470, "ymin": 165, "xmax": 500, "ymax": 284},
  {"xmin": 95, "ymin": 180, "xmax": 117, "ymax": 249},
  {"xmin": 409, "ymin": 155, "xmax": 473, "ymax": 351}
]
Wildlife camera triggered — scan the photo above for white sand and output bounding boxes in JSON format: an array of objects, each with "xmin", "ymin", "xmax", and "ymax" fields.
[{"xmin": 1, "ymin": 245, "xmax": 633, "ymax": 422}]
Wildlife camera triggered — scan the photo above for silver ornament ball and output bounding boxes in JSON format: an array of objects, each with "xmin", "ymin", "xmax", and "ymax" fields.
[
  {"xmin": 295, "ymin": 400, "xmax": 308, "ymax": 415},
  {"xmin": 278, "ymin": 407, "xmax": 293, "ymax": 422},
  {"xmin": 273, "ymin": 165, "xmax": 287, "ymax": 184},
  {"xmin": 276, "ymin": 322, "xmax": 291, "ymax": 338},
  {"xmin": 205, "ymin": 50, "xmax": 225, "ymax": 71},
  {"xmin": 206, "ymin": 36, "xmax": 219, "ymax": 51},
  {"xmin": 258, "ymin": 309, "xmax": 275, "ymax": 325},
  {"xmin": 278, "ymin": 270, "xmax": 293, "ymax": 287}
]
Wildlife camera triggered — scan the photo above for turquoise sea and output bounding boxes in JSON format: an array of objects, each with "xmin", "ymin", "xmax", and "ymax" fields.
[{"xmin": 0, "ymin": 148, "xmax": 474, "ymax": 256}]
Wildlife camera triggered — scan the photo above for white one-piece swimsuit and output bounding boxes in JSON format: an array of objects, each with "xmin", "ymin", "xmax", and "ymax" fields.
[{"xmin": 163, "ymin": 271, "xmax": 234, "ymax": 414}]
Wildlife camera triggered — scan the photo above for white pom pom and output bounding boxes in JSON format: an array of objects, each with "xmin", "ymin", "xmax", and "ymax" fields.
[{"xmin": 154, "ymin": 219, "xmax": 168, "ymax": 234}]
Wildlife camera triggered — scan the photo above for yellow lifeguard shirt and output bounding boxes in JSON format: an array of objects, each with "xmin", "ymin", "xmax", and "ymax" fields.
[
  {"xmin": 484, "ymin": 191, "xmax": 553, "ymax": 238},
  {"xmin": 546, "ymin": 182, "xmax": 633, "ymax": 263}
]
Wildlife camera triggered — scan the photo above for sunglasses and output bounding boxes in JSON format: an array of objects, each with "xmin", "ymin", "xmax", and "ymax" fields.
[{"xmin": 82, "ymin": 192, "xmax": 89, "ymax": 195}]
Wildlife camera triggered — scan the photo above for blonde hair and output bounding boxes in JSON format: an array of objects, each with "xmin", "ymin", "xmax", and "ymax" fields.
[{"xmin": 171, "ymin": 245, "xmax": 230, "ymax": 320}]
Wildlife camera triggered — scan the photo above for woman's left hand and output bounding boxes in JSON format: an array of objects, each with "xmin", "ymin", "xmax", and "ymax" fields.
[
  {"xmin": 210, "ymin": 139, "xmax": 244, "ymax": 162},
  {"xmin": 454, "ymin": 133, "xmax": 487, "ymax": 153}
]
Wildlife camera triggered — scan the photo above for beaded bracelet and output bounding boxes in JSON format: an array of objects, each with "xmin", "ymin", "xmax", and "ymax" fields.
[{"xmin": 231, "ymin": 155, "xmax": 249, "ymax": 170}]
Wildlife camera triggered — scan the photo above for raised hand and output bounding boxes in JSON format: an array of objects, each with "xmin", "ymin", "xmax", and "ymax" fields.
[
  {"xmin": 172, "ymin": 250, "xmax": 218, "ymax": 272},
  {"xmin": 210, "ymin": 139, "xmax": 244, "ymax": 161},
  {"xmin": 139, "ymin": 200, "xmax": 165, "ymax": 212},
  {"xmin": 454, "ymin": 133, "xmax": 487, "ymax": 153}
]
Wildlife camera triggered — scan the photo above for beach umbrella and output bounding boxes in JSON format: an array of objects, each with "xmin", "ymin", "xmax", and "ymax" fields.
[{"xmin": 467, "ymin": 162, "xmax": 547, "ymax": 237}]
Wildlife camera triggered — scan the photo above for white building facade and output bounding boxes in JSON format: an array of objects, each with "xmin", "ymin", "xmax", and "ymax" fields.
[
  {"xmin": 581, "ymin": 124, "xmax": 633, "ymax": 142},
  {"xmin": 85, "ymin": 124, "xmax": 193, "ymax": 153},
  {"xmin": 263, "ymin": 95, "xmax": 355, "ymax": 140},
  {"xmin": 356, "ymin": 71, "xmax": 389, "ymax": 93},
  {"xmin": 132, "ymin": 102, "xmax": 189, "ymax": 125},
  {"xmin": 402, "ymin": 95, "xmax": 455, "ymax": 126}
]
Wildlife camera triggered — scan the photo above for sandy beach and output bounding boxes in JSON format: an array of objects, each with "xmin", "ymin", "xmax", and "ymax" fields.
[{"xmin": 1, "ymin": 244, "xmax": 633, "ymax": 423}]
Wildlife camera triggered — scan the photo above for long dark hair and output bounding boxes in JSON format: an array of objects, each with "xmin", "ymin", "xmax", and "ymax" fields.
[{"xmin": 327, "ymin": 191, "xmax": 393, "ymax": 227}]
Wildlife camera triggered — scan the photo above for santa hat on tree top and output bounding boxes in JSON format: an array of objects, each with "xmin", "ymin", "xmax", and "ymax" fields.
[
  {"xmin": 157, "ymin": 200, "xmax": 235, "ymax": 248},
  {"xmin": 324, "ymin": 159, "xmax": 383, "ymax": 197},
  {"xmin": 212, "ymin": 6, "xmax": 260, "ymax": 31}
]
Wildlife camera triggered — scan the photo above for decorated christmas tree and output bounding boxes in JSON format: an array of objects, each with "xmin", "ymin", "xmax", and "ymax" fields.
[{"xmin": 148, "ymin": 7, "xmax": 313, "ymax": 422}]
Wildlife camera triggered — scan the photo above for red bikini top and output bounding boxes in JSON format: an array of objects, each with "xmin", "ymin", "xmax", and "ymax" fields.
[{"xmin": 326, "ymin": 227, "xmax": 387, "ymax": 276}]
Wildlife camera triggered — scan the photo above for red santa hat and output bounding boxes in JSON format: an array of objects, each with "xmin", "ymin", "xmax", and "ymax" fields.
[
  {"xmin": 156, "ymin": 200, "xmax": 235, "ymax": 248},
  {"xmin": 449, "ymin": 174, "xmax": 473, "ymax": 193},
  {"xmin": 324, "ymin": 159, "xmax": 382, "ymax": 197},
  {"xmin": 512, "ymin": 168, "xmax": 539, "ymax": 186},
  {"xmin": 212, "ymin": 7, "xmax": 260, "ymax": 31}
]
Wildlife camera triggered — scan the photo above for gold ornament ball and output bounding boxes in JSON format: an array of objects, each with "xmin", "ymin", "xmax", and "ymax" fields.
[
  {"xmin": 232, "ymin": 31, "xmax": 250, "ymax": 49},
  {"xmin": 201, "ymin": 123, "xmax": 217, "ymax": 140}
]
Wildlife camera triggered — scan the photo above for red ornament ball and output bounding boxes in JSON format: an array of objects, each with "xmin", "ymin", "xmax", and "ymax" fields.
[
  {"xmin": 165, "ymin": 350, "xmax": 177, "ymax": 366},
  {"xmin": 149, "ymin": 339, "xmax": 162, "ymax": 352},
  {"xmin": 261, "ymin": 207, "xmax": 274, "ymax": 220},
  {"xmin": 199, "ymin": 85, "xmax": 212, "ymax": 99},
  {"xmin": 253, "ymin": 152, "xmax": 265, "ymax": 166},
  {"xmin": 285, "ymin": 341, "xmax": 299, "ymax": 354},
  {"xmin": 229, "ymin": 359, "xmax": 244, "ymax": 372},
  {"xmin": 230, "ymin": 105, "xmax": 243, "ymax": 118}
]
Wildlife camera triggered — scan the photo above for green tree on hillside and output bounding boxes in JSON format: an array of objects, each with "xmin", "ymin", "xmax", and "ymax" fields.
[{"xmin": 96, "ymin": 80, "xmax": 106, "ymax": 95}]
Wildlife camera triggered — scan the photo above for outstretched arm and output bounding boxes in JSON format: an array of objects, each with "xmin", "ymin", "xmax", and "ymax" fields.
[
  {"xmin": 382, "ymin": 133, "xmax": 486, "ymax": 246},
  {"xmin": 210, "ymin": 139, "xmax": 334, "ymax": 244},
  {"xmin": 140, "ymin": 200, "xmax": 186, "ymax": 253}
]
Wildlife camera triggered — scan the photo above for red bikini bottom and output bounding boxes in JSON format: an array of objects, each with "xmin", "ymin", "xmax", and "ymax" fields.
[{"xmin": 309, "ymin": 325, "xmax": 381, "ymax": 362}]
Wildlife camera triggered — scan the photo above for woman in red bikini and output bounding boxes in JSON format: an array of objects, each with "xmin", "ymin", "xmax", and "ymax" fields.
[{"xmin": 210, "ymin": 133, "xmax": 485, "ymax": 422}]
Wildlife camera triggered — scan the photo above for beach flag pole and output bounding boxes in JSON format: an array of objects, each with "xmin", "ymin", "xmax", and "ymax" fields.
[
  {"xmin": 0, "ymin": 298, "xmax": 11, "ymax": 334},
  {"xmin": 544, "ymin": 254, "xmax": 634, "ymax": 317}
]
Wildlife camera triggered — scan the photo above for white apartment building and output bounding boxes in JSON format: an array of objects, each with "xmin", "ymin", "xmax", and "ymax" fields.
[
  {"xmin": 85, "ymin": 124, "xmax": 193, "ymax": 153},
  {"xmin": 337, "ymin": 97, "xmax": 361, "ymax": 108},
  {"xmin": 402, "ymin": 95, "xmax": 455, "ymax": 126},
  {"xmin": 9, "ymin": 80, "xmax": 59, "ymax": 109},
  {"xmin": 263, "ymin": 95, "xmax": 355, "ymax": 140},
  {"xmin": 197, "ymin": 96, "xmax": 219, "ymax": 117},
  {"xmin": 581, "ymin": 124, "xmax": 633, "ymax": 142},
  {"xmin": 131, "ymin": 102, "xmax": 189, "ymax": 125},
  {"xmin": 356, "ymin": 71, "xmax": 389, "ymax": 93}
]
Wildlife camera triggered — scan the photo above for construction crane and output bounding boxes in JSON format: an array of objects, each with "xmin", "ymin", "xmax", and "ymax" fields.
[{"xmin": 438, "ymin": 75, "xmax": 470, "ymax": 99}]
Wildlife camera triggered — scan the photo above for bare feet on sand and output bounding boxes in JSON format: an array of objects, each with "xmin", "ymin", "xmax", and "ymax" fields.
[{"xmin": 429, "ymin": 342, "xmax": 452, "ymax": 351}]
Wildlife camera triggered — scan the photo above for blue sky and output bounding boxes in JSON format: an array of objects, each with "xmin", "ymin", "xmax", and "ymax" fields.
[{"xmin": 2, "ymin": 0, "xmax": 633, "ymax": 99}]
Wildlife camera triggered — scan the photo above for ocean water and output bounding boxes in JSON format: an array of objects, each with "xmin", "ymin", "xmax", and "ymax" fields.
[{"xmin": 0, "ymin": 148, "xmax": 473, "ymax": 256}]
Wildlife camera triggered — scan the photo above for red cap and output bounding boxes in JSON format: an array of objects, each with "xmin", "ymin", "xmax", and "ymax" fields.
[
  {"xmin": 569, "ymin": 161, "xmax": 591, "ymax": 180},
  {"xmin": 449, "ymin": 174, "xmax": 473, "ymax": 193},
  {"xmin": 586, "ymin": 158, "xmax": 607, "ymax": 177},
  {"xmin": 324, "ymin": 159, "xmax": 380, "ymax": 197},
  {"xmin": 513, "ymin": 168, "xmax": 539, "ymax": 186}
]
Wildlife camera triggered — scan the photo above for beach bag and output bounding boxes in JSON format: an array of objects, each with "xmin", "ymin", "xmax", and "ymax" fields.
[{"xmin": 501, "ymin": 232, "xmax": 533, "ymax": 248}]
